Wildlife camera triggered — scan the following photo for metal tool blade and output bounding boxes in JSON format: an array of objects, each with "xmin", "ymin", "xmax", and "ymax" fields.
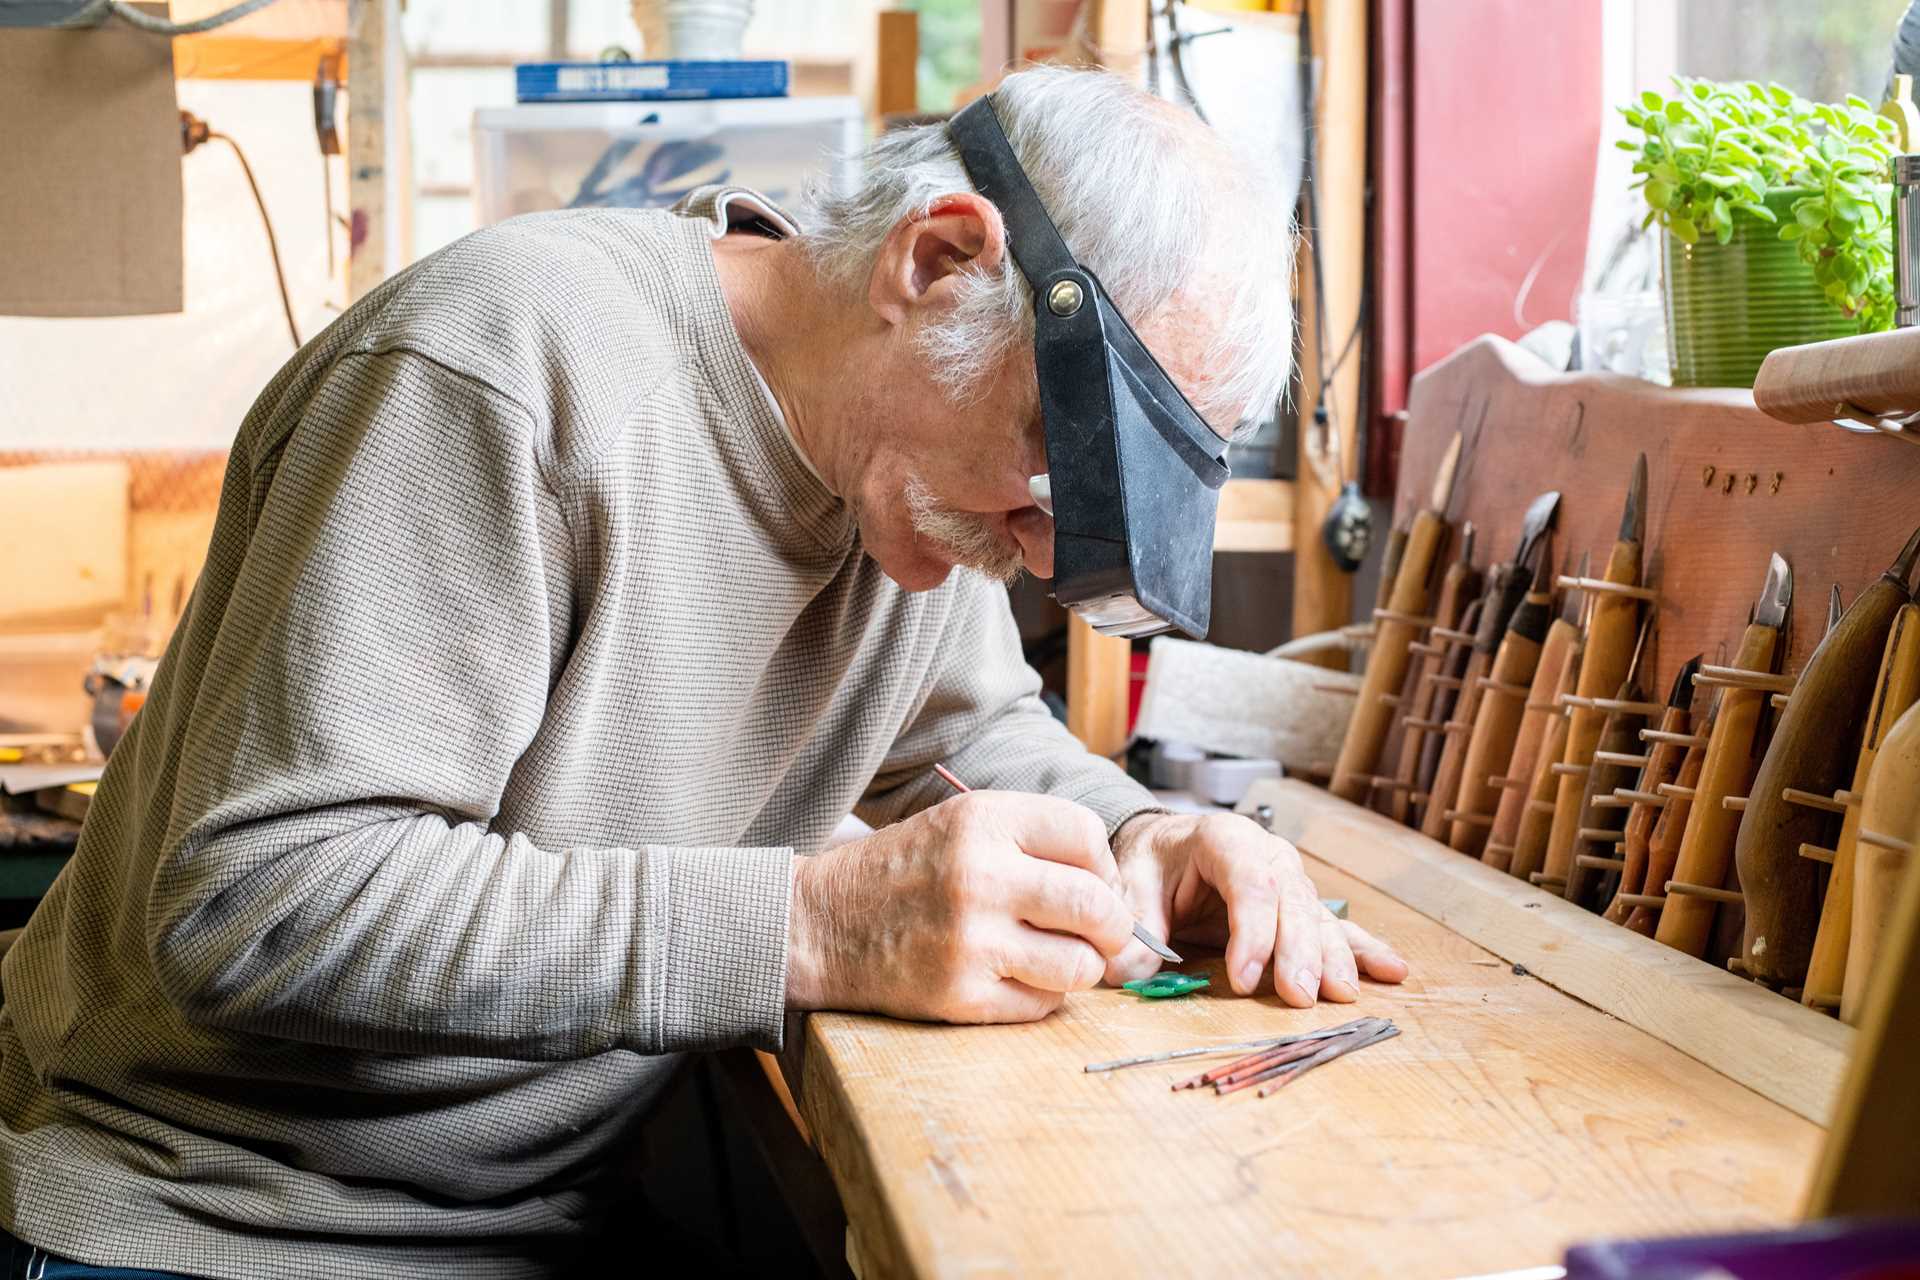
[
  {"xmin": 1889, "ymin": 524, "xmax": 1920, "ymax": 588},
  {"xmin": 1133, "ymin": 921, "xmax": 1182, "ymax": 964},
  {"xmin": 1457, "ymin": 521, "xmax": 1477, "ymax": 569},
  {"xmin": 1512, "ymin": 491, "xmax": 1562, "ymax": 567},
  {"xmin": 1828, "ymin": 584, "xmax": 1844, "ymax": 635},
  {"xmin": 1619, "ymin": 454, "xmax": 1648, "ymax": 544},
  {"xmin": 1753, "ymin": 552, "xmax": 1792, "ymax": 629},
  {"xmin": 1430, "ymin": 432, "xmax": 1464, "ymax": 512},
  {"xmin": 1667, "ymin": 654, "xmax": 1704, "ymax": 707},
  {"xmin": 1561, "ymin": 549, "xmax": 1591, "ymax": 628}
]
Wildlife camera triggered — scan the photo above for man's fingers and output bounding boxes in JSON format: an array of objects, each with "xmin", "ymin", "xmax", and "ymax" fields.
[
  {"xmin": 1205, "ymin": 841, "xmax": 1281, "ymax": 996},
  {"xmin": 1009, "ymin": 862, "xmax": 1135, "ymax": 958},
  {"xmin": 1344, "ymin": 920, "xmax": 1411, "ymax": 984},
  {"xmin": 997, "ymin": 928, "xmax": 1109, "ymax": 994},
  {"xmin": 959, "ymin": 792, "xmax": 1118, "ymax": 881},
  {"xmin": 1317, "ymin": 911, "xmax": 1361, "ymax": 1003}
]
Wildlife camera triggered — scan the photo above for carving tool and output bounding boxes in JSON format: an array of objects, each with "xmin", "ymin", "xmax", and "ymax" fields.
[
  {"xmin": 1622, "ymin": 718, "xmax": 1707, "ymax": 936},
  {"xmin": 930, "ymin": 763, "xmax": 1182, "ymax": 964},
  {"xmin": 1508, "ymin": 571, "xmax": 1591, "ymax": 884},
  {"xmin": 1408, "ymin": 598, "xmax": 1481, "ymax": 828},
  {"xmin": 1842, "ymin": 697, "xmax": 1920, "ymax": 1023},
  {"xmin": 1738, "ymin": 529, "xmax": 1920, "ymax": 987},
  {"xmin": 1374, "ymin": 525, "xmax": 1479, "ymax": 821},
  {"xmin": 1484, "ymin": 558, "xmax": 1584, "ymax": 873},
  {"xmin": 1184, "ymin": 1018, "xmax": 1390, "ymax": 1092},
  {"xmin": 1449, "ymin": 547, "xmax": 1556, "ymax": 856},
  {"xmin": 1423, "ymin": 493, "xmax": 1562, "ymax": 843},
  {"xmin": 1656, "ymin": 553, "xmax": 1792, "ymax": 958},
  {"xmin": 1541, "ymin": 455, "xmax": 1650, "ymax": 895},
  {"xmin": 1604, "ymin": 656, "xmax": 1702, "ymax": 926},
  {"xmin": 1805, "ymin": 604, "xmax": 1920, "ymax": 1012},
  {"xmin": 1331, "ymin": 433, "xmax": 1463, "ymax": 802},
  {"xmin": 1563, "ymin": 622, "xmax": 1659, "ymax": 911}
]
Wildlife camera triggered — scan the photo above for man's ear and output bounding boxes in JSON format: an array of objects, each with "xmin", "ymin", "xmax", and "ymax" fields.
[{"xmin": 867, "ymin": 192, "xmax": 1007, "ymax": 326}]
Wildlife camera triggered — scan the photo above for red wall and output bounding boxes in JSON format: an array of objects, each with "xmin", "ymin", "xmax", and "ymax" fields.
[{"xmin": 1369, "ymin": 0, "xmax": 1603, "ymax": 494}]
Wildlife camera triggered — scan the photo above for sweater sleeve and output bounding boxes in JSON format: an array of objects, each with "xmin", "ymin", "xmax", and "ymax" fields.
[
  {"xmin": 856, "ymin": 574, "xmax": 1162, "ymax": 836},
  {"xmin": 145, "ymin": 350, "xmax": 791, "ymax": 1059}
]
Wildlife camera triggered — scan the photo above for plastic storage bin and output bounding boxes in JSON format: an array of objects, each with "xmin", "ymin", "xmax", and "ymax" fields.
[{"xmin": 472, "ymin": 97, "xmax": 863, "ymax": 225}]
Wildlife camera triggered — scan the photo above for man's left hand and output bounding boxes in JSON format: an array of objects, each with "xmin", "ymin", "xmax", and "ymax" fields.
[{"xmin": 1106, "ymin": 812, "xmax": 1409, "ymax": 1006}]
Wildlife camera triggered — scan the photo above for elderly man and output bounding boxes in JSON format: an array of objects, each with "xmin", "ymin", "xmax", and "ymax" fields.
[{"xmin": 0, "ymin": 66, "xmax": 1404, "ymax": 1278}]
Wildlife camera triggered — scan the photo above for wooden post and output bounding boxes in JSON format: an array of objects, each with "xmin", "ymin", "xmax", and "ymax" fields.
[
  {"xmin": 1067, "ymin": 616, "xmax": 1131, "ymax": 759},
  {"xmin": 347, "ymin": 0, "xmax": 407, "ymax": 301},
  {"xmin": 1290, "ymin": 0, "xmax": 1368, "ymax": 666},
  {"xmin": 875, "ymin": 9, "xmax": 919, "ymax": 117}
]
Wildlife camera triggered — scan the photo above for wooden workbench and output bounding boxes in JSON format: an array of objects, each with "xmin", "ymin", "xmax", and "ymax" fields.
[{"xmin": 793, "ymin": 828, "xmax": 1821, "ymax": 1278}]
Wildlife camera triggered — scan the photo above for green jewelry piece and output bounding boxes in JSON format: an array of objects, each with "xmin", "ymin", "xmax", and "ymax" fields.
[{"xmin": 1122, "ymin": 972, "xmax": 1210, "ymax": 1000}]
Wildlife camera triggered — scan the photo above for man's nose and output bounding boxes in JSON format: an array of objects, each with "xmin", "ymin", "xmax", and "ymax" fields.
[{"xmin": 1008, "ymin": 507, "xmax": 1054, "ymax": 579}]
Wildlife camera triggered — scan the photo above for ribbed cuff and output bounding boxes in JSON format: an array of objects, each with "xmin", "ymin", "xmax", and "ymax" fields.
[
  {"xmin": 1066, "ymin": 782, "xmax": 1166, "ymax": 838},
  {"xmin": 652, "ymin": 846, "xmax": 793, "ymax": 1053}
]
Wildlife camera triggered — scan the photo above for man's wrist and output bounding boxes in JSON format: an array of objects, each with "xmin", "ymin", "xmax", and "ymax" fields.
[{"xmin": 785, "ymin": 852, "xmax": 836, "ymax": 1010}]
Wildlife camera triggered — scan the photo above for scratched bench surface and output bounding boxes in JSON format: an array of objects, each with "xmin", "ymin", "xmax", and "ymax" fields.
[{"xmin": 796, "ymin": 852, "xmax": 1820, "ymax": 1280}]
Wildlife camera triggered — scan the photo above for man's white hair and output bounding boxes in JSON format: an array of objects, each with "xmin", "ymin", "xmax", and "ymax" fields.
[{"xmin": 803, "ymin": 65, "xmax": 1295, "ymax": 431}]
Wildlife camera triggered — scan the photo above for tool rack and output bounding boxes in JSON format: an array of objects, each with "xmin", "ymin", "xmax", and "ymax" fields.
[{"xmin": 1277, "ymin": 331, "xmax": 1920, "ymax": 1215}]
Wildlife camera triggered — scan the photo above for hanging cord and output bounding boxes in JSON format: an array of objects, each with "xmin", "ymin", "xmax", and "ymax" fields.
[
  {"xmin": 181, "ymin": 110, "xmax": 301, "ymax": 350},
  {"xmin": 1293, "ymin": 3, "xmax": 1369, "ymax": 493},
  {"xmin": 68, "ymin": 0, "xmax": 281, "ymax": 35}
]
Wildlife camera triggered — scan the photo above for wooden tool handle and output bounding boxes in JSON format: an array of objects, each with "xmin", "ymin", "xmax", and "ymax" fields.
[
  {"xmin": 1508, "ymin": 637, "xmax": 1583, "ymax": 884},
  {"xmin": 1562, "ymin": 688, "xmax": 1649, "ymax": 911},
  {"xmin": 1421, "ymin": 648, "xmax": 1493, "ymax": 839},
  {"xmin": 1655, "ymin": 622, "xmax": 1778, "ymax": 958},
  {"xmin": 1542, "ymin": 539, "xmax": 1643, "ymax": 886},
  {"xmin": 1449, "ymin": 631, "xmax": 1544, "ymax": 855},
  {"xmin": 1484, "ymin": 618, "xmax": 1576, "ymax": 871},
  {"xmin": 1374, "ymin": 559, "xmax": 1482, "ymax": 818},
  {"xmin": 1842, "ymin": 699, "xmax": 1920, "ymax": 1023},
  {"xmin": 1332, "ymin": 511, "xmax": 1448, "ymax": 801},
  {"xmin": 1386, "ymin": 597, "xmax": 1480, "ymax": 823},
  {"xmin": 1805, "ymin": 605, "xmax": 1920, "ymax": 1012},
  {"xmin": 1603, "ymin": 705, "xmax": 1689, "ymax": 925},
  {"xmin": 1752, "ymin": 326, "xmax": 1920, "ymax": 424},
  {"xmin": 1623, "ymin": 737, "xmax": 1706, "ymax": 936},
  {"xmin": 1738, "ymin": 578, "xmax": 1908, "ymax": 986}
]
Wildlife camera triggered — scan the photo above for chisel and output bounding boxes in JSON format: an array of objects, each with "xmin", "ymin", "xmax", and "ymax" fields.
[
  {"xmin": 1376, "ymin": 527, "xmax": 1480, "ymax": 822},
  {"xmin": 1563, "ymin": 623, "xmax": 1658, "ymax": 911},
  {"xmin": 1656, "ymin": 553, "xmax": 1791, "ymax": 958},
  {"xmin": 1622, "ymin": 717, "xmax": 1707, "ymax": 937},
  {"xmin": 1508, "ymin": 612, "xmax": 1586, "ymax": 885},
  {"xmin": 1331, "ymin": 434, "xmax": 1463, "ymax": 803},
  {"xmin": 1604, "ymin": 656, "xmax": 1701, "ymax": 926},
  {"xmin": 1540, "ymin": 456, "xmax": 1650, "ymax": 895},
  {"xmin": 1408, "ymin": 598, "xmax": 1481, "ymax": 829},
  {"xmin": 1804, "ymin": 604, "xmax": 1920, "ymax": 1013},
  {"xmin": 1423, "ymin": 493, "xmax": 1561, "ymax": 843},
  {"xmin": 1737, "ymin": 529, "xmax": 1920, "ymax": 987},
  {"xmin": 1483, "ymin": 562, "xmax": 1583, "ymax": 873},
  {"xmin": 1842, "ymin": 697, "xmax": 1920, "ymax": 1023},
  {"xmin": 1450, "ymin": 548, "xmax": 1556, "ymax": 855}
]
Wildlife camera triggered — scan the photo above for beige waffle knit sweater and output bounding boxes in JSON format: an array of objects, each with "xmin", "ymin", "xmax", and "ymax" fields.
[{"xmin": 0, "ymin": 189, "xmax": 1155, "ymax": 1279}]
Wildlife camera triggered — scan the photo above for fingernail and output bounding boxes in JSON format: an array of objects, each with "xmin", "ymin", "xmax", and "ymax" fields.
[
  {"xmin": 1327, "ymin": 978, "xmax": 1359, "ymax": 1002},
  {"xmin": 1238, "ymin": 961, "xmax": 1263, "ymax": 991},
  {"xmin": 1294, "ymin": 968, "xmax": 1320, "ymax": 1002}
]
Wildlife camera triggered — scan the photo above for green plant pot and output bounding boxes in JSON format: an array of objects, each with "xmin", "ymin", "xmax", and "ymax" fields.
[{"xmin": 1663, "ymin": 187, "xmax": 1866, "ymax": 388}]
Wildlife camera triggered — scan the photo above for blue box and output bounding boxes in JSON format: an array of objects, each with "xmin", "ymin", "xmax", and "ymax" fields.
[{"xmin": 515, "ymin": 60, "xmax": 790, "ymax": 103}]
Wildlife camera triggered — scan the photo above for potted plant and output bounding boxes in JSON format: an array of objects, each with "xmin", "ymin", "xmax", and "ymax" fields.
[{"xmin": 1620, "ymin": 78, "xmax": 1899, "ymax": 387}]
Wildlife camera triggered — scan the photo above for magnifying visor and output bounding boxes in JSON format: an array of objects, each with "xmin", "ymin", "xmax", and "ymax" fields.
[{"xmin": 947, "ymin": 94, "xmax": 1229, "ymax": 639}]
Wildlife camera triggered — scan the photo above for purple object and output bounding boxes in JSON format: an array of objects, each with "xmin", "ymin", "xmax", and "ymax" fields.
[{"xmin": 1566, "ymin": 1218, "xmax": 1920, "ymax": 1280}]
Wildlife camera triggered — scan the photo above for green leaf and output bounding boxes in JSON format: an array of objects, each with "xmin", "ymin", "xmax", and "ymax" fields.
[
  {"xmin": 1672, "ymin": 215, "xmax": 1698, "ymax": 242},
  {"xmin": 1736, "ymin": 201, "xmax": 1777, "ymax": 224},
  {"xmin": 1780, "ymin": 222, "xmax": 1804, "ymax": 240},
  {"xmin": 1794, "ymin": 199, "xmax": 1828, "ymax": 228},
  {"xmin": 1642, "ymin": 89, "xmax": 1664, "ymax": 113},
  {"xmin": 1615, "ymin": 138, "xmax": 1639, "ymax": 151},
  {"xmin": 1645, "ymin": 178, "xmax": 1674, "ymax": 209},
  {"xmin": 1846, "ymin": 93, "xmax": 1872, "ymax": 112}
]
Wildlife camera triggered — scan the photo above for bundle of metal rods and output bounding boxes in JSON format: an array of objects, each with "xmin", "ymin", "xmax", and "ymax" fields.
[{"xmin": 1083, "ymin": 1017, "xmax": 1398, "ymax": 1099}]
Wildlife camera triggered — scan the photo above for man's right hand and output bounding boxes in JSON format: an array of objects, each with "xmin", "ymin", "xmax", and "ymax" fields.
[{"xmin": 785, "ymin": 792, "xmax": 1137, "ymax": 1023}]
